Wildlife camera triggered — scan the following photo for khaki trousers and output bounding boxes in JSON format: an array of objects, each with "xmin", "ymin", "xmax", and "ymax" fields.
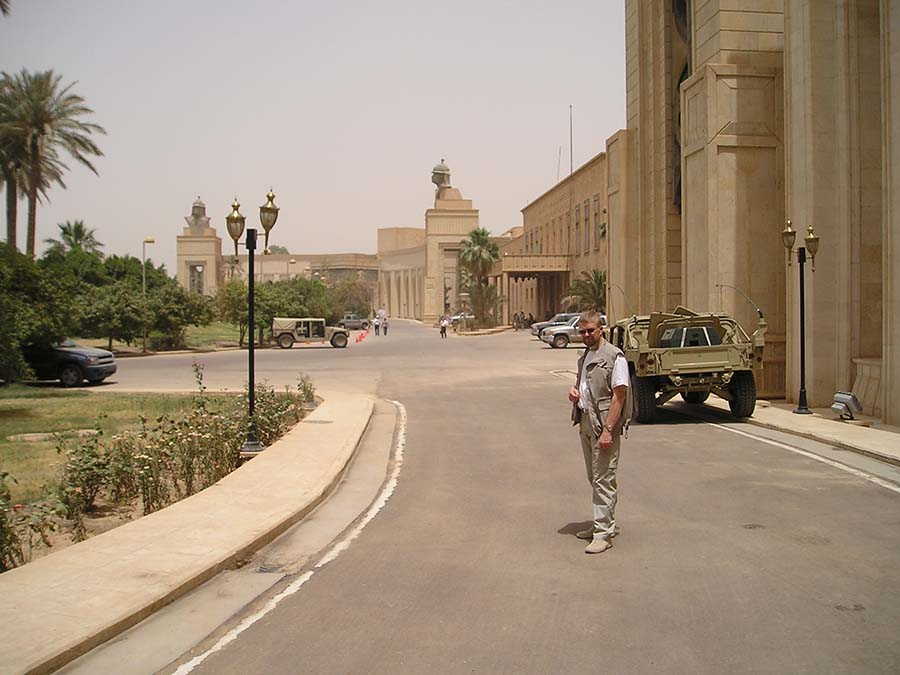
[{"xmin": 579, "ymin": 416, "xmax": 621, "ymax": 540}]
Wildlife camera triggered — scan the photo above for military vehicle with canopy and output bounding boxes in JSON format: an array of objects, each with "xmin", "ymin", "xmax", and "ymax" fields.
[{"xmin": 608, "ymin": 306, "xmax": 766, "ymax": 423}]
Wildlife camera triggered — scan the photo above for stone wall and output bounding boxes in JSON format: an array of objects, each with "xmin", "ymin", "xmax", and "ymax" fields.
[{"xmin": 680, "ymin": 63, "xmax": 786, "ymax": 398}]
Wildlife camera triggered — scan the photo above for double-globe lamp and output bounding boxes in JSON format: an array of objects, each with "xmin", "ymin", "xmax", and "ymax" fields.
[
  {"xmin": 780, "ymin": 218, "xmax": 820, "ymax": 414},
  {"xmin": 226, "ymin": 190, "xmax": 280, "ymax": 454}
]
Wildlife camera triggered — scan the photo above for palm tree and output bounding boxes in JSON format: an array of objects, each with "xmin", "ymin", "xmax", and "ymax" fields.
[
  {"xmin": 0, "ymin": 69, "xmax": 105, "ymax": 256},
  {"xmin": 0, "ymin": 116, "xmax": 65, "ymax": 249},
  {"xmin": 43, "ymin": 219, "xmax": 104, "ymax": 257},
  {"xmin": 563, "ymin": 269, "xmax": 607, "ymax": 312},
  {"xmin": 0, "ymin": 77, "xmax": 23, "ymax": 248},
  {"xmin": 458, "ymin": 227, "xmax": 500, "ymax": 322}
]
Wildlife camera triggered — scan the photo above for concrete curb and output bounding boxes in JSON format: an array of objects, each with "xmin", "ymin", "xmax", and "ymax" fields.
[
  {"xmin": 455, "ymin": 326, "xmax": 512, "ymax": 337},
  {"xmin": 0, "ymin": 393, "xmax": 375, "ymax": 675}
]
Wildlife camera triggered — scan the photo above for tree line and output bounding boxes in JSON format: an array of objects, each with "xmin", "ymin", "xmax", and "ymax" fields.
[{"xmin": 0, "ymin": 221, "xmax": 375, "ymax": 383}]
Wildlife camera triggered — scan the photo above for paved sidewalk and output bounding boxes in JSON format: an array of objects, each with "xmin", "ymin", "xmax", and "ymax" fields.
[
  {"xmin": 685, "ymin": 396, "xmax": 900, "ymax": 467},
  {"xmin": 0, "ymin": 392, "xmax": 375, "ymax": 675}
]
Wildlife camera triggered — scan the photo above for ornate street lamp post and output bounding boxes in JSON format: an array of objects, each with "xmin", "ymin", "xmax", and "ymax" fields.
[
  {"xmin": 141, "ymin": 237, "xmax": 155, "ymax": 352},
  {"xmin": 226, "ymin": 191, "xmax": 279, "ymax": 454},
  {"xmin": 781, "ymin": 219, "xmax": 820, "ymax": 414}
]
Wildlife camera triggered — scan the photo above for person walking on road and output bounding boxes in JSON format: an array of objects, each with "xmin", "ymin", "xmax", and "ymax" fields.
[
  {"xmin": 382, "ymin": 317, "xmax": 390, "ymax": 336},
  {"xmin": 567, "ymin": 310, "xmax": 631, "ymax": 554},
  {"xmin": 440, "ymin": 315, "xmax": 449, "ymax": 338},
  {"xmin": 373, "ymin": 317, "xmax": 381, "ymax": 336}
]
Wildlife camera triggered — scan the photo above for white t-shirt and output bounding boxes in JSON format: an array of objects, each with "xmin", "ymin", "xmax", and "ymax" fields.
[{"xmin": 579, "ymin": 348, "xmax": 630, "ymax": 411}]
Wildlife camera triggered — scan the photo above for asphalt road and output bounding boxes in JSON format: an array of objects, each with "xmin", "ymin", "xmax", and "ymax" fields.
[{"xmin": 114, "ymin": 321, "xmax": 900, "ymax": 674}]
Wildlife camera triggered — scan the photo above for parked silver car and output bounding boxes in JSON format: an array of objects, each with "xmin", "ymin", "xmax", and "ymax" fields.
[
  {"xmin": 337, "ymin": 313, "xmax": 369, "ymax": 330},
  {"xmin": 540, "ymin": 314, "xmax": 608, "ymax": 349},
  {"xmin": 531, "ymin": 312, "xmax": 580, "ymax": 337}
]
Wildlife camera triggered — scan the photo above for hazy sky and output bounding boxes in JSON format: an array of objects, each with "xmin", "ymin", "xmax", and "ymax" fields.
[{"xmin": 1, "ymin": 1, "xmax": 625, "ymax": 271}]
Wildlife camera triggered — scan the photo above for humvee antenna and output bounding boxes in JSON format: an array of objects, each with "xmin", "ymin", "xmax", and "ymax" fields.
[
  {"xmin": 609, "ymin": 283, "xmax": 635, "ymax": 317},
  {"xmin": 716, "ymin": 283, "xmax": 764, "ymax": 319}
]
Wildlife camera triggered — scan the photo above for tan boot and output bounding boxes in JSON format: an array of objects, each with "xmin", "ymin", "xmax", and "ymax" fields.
[{"xmin": 584, "ymin": 538, "xmax": 612, "ymax": 554}]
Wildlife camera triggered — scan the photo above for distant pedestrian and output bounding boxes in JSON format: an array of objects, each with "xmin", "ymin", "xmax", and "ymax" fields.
[
  {"xmin": 527, "ymin": 312, "xmax": 534, "ymax": 326},
  {"xmin": 374, "ymin": 317, "xmax": 381, "ymax": 336},
  {"xmin": 382, "ymin": 317, "xmax": 390, "ymax": 335},
  {"xmin": 568, "ymin": 310, "xmax": 631, "ymax": 554},
  {"xmin": 440, "ymin": 315, "xmax": 449, "ymax": 338}
]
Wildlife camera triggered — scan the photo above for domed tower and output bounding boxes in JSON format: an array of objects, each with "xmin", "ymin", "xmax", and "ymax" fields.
[
  {"xmin": 430, "ymin": 159, "xmax": 463, "ymax": 203},
  {"xmin": 423, "ymin": 160, "xmax": 480, "ymax": 322},
  {"xmin": 176, "ymin": 196, "xmax": 222, "ymax": 295}
]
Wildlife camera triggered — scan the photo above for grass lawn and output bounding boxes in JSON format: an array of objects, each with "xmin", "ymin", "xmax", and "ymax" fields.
[
  {"xmin": 184, "ymin": 321, "xmax": 242, "ymax": 349},
  {"xmin": 69, "ymin": 321, "xmax": 242, "ymax": 353},
  {"xmin": 0, "ymin": 385, "xmax": 236, "ymax": 503}
]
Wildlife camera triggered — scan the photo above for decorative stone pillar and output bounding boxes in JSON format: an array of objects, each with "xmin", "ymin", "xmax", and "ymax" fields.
[
  {"xmin": 680, "ymin": 63, "xmax": 786, "ymax": 398},
  {"xmin": 882, "ymin": 0, "xmax": 900, "ymax": 424}
]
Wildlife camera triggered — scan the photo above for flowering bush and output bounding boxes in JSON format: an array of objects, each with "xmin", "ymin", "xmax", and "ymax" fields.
[
  {"xmin": 0, "ymin": 368, "xmax": 316, "ymax": 569},
  {"xmin": 1, "ymin": 472, "xmax": 63, "ymax": 570}
]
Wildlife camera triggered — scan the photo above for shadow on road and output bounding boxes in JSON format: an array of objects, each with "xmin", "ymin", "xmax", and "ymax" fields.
[{"xmin": 557, "ymin": 521, "xmax": 592, "ymax": 537}]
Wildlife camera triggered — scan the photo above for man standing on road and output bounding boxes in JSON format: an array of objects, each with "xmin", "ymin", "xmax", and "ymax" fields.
[{"xmin": 567, "ymin": 310, "xmax": 630, "ymax": 554}]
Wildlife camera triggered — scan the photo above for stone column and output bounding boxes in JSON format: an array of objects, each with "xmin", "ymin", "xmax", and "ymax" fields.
[
  {"xmin": 503, "ymin": 273, "xmax": 510, "ymax": 324},
  {"xmin": 785, "ymin": 0, "xmax": 884, "ymax": 407},
  {"xmin": 882, "ymin": 0, "xmax": 900, "ymax": 424},
  {"xmin": 680, "ymin": 63, "xmax": 786, "ymax": 398}
]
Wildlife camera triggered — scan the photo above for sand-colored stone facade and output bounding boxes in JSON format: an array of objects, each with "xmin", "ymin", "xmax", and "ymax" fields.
[
  {"xmin": 175, "ymin": 165, "xmax": 483, "ymax": 327},
  {"xmin": 492, "ymin": 0, "xmax": 898, "ymax": 422},
  {"xmin": 492, "ymin": 151, "xmax": 609, "ymax": 324},
  {"xmin": 620, "ymin": 0, "xmax": 898, "ymax": 420}
]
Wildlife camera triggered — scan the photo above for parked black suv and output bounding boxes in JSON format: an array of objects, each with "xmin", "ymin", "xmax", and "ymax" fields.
[{"xmin": 22, "ymin": 339, "xmax": 117, "ymax": 387}]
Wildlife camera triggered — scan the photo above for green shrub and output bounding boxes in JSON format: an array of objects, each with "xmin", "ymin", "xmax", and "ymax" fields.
[{"xmin": 1, "ymin": 472, "xmax": 63, "ymax": 570}]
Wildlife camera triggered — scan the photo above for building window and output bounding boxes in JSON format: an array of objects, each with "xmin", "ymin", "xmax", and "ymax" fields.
[
  {"xmin": 593, "ymin": 196, "xmax": 601, "ymax": 250},
  {"xmin": 584, "ymin": 200, "xmax": 591, "ymax": 254},
  {"xmin": 189, "ymin": 263, "xmax": 204, "ymax": 294},
  {"xmin": 574, "ymin": 205, "xmax": 581, "ymax": 256}
]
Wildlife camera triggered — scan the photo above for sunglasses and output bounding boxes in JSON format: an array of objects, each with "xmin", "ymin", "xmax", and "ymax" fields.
[{"xmin": 578, "ymin": 327, "xmax": 599, "ymax": 336}]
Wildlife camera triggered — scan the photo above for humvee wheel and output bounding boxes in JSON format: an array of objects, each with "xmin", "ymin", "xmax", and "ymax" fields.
[
  {"xmin": 681, "ymin": 391, "xmax": 710, "ymax": 404},
  {"xmin": 633, "ymin": 375, "xmax": 658, "ymax": 423},
  {"xmin": 728, "ymin": 371, "xmax": 756, "ymax": 418},
  {"xmin": 277, "ymin": 334, "xmax": 294, "ymax": 349},
  {"xmin": 552, "ymin": 334, "xmax": 569, "ymax": 349},
  {"xmin": 331, "ymin": 333, "xmax": 349, "ymax": 349}
]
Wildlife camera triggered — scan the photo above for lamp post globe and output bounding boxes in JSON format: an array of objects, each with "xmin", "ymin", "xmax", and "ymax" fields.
[
  {"xmin": 805, "ymin": 223, "xmax": 820, "ymax": 271},
  {"xmin": 781, "ymin": 219, "xmax": 796, "ymax": 266},
  {"xmin": 259, "ymin": 190, "xmax": 279, "ymax": 254},
  {"xmin": 226, "ymin": 199, "xmax": 246, "ymax": 257}
]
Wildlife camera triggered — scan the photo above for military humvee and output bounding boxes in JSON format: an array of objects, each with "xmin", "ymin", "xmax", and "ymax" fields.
[
  {"xmin": 272, "ymin": 318, "xmax": 350, "ymax": 349},
  {"xmin": 607, "ymin": 306, "xmax": 766, "ymax": 423}
]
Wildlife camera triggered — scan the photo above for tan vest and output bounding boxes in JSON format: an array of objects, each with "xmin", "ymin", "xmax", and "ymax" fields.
[{"xmin": 572, "ymin": 339, "xmax": 631, "ymax": 434}]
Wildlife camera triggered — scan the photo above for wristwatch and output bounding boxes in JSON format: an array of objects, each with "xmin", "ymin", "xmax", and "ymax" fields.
[{"xmin": 603, "ymin": 423, "xmax": 613, "ymax": 432}]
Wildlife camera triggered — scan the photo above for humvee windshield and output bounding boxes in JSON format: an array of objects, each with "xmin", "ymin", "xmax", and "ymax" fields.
[{"xmin": 658, "ymin": 326, "xmax": 723, "ymax": 348}]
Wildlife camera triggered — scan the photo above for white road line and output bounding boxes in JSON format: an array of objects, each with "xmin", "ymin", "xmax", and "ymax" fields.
[
  {"xmin": 172, "ymin": 400, "xmax": 408, "ymax": 675},
  {"xmin": 707, "ymin": 421, "xmax": 900, "ymax": 495}
]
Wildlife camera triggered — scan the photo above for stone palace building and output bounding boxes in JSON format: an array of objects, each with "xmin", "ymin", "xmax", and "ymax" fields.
[{"xmin": 177, "ymin": 1, "xmax": 900, "ymax": 424}]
